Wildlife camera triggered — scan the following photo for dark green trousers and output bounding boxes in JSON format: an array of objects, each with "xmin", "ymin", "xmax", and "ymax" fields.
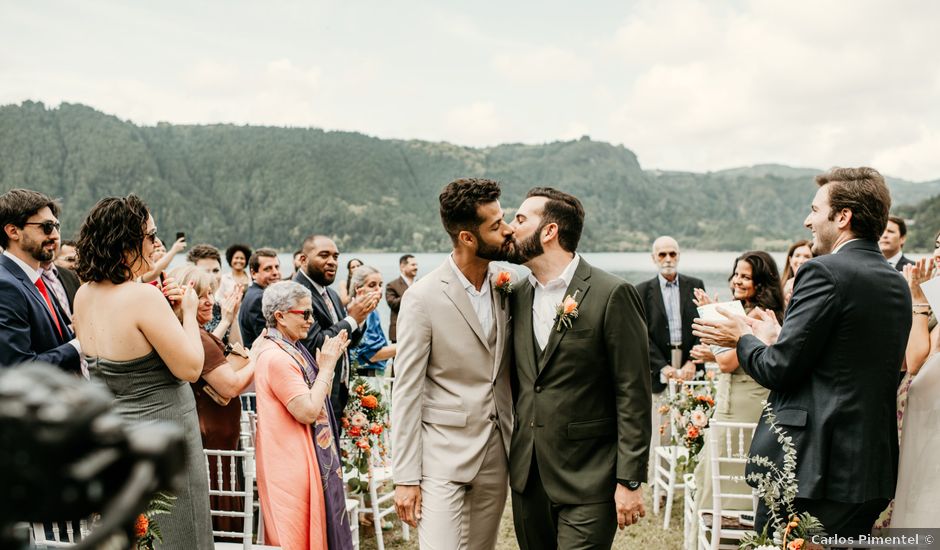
[{"xmin": 511, "ymin": 457, "xmax": 617, "ymax": 550}]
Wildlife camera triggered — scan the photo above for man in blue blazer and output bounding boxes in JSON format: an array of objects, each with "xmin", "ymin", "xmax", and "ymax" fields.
[{"xmin": 0, "ymin": 189, "xmax": 80, "ymax": 372}]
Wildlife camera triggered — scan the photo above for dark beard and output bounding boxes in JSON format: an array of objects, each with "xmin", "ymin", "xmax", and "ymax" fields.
[
  {"xmin": 474, "ymin": 232, "xmax": 513, "ymax": 262},
  {"xmin": 506, "ymin": 230, "xmax": 543, "ymax": 264},
  {"xmin": 306, "ymin": 266, "xmax": 334, "ymax": 286},
  {"xmin": 25, "ymin": 237, "xmax": 55, "ymax": 263}
]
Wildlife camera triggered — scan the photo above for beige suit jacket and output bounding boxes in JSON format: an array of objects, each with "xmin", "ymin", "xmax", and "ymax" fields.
[{"xmin": 392, "ymin": 260, "xmax": 514, "ymax": 485}]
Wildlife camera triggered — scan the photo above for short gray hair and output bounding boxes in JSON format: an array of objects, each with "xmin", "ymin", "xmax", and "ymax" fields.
[
  {"xmin": 262, "ymin": 281, "xmax": 312, "ymax": 327},
  {"xmin": 349, "ymin": 265, "xmax": 380, "ymax": 296}
]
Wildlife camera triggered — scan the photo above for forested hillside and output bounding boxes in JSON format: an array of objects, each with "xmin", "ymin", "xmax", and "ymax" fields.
[{"xmin": 2, "ymin": 101, "xmax": 938, "ymax": 252}]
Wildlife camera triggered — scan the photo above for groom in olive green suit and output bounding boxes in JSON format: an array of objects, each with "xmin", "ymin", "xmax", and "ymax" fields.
[{"xmin": 506, "ymin": 188, "xmax": 652, "ymax": 549}]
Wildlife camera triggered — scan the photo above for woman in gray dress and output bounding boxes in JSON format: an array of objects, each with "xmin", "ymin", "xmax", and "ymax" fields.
[{"xmin": 72, "ymin": 195, "xmax": 213, "ymax": 549}]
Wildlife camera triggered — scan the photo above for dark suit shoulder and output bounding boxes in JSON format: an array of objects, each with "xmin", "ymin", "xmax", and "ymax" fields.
[{"xmin": 634, "ymin": 276, "xmax": 658, "ymax": 294}]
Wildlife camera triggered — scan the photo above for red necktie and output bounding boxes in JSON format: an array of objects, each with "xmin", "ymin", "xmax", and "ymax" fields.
[{"xmin": 35, "ymin": 277, "xmax": 64, "ymax": 339}]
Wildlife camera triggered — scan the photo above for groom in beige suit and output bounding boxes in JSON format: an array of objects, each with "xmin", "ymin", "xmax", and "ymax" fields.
[{"xmin": 392, "ymin": 178, "xmax": 516, "ymax": 550}]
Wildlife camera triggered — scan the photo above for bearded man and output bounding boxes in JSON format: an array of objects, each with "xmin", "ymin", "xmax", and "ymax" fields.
[{"xmin": 0, "ymin": 188, "xmax": 81, "ymax": 371}]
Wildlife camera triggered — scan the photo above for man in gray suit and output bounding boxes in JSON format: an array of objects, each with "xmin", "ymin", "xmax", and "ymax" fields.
[
  {"xmin": 392, "ymin": 178, "xmax": 516, "ymax": 550},
  {"xmin": 507, "ymin": 187, "xmax": 652, "ymax": 549}
]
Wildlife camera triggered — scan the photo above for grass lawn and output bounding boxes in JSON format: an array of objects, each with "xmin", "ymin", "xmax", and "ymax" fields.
[{"xmin": 359, "ymin": 487, "xmax": 685, "ymax": 550}]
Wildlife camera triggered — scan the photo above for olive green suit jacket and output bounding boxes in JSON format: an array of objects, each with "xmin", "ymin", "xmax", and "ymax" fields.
[{"xmin": 509, "ymin": 258, "xmax": 652, "ymax": 504}]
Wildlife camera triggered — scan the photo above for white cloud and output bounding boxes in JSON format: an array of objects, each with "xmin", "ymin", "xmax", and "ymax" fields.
[
  {"xmin": 443, "ymin": 102, "xmax": 509, "ymax": 145},
  {"xmin": 492, "ymin": 46, "xmax": 589, "ymax": 84},
  {"xmin": 601, "ymin": 0, "xmax": 940, "ymax": 180}
]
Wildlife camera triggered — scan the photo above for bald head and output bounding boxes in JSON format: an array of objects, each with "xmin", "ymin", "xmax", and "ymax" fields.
[{"xmin": 651, "ymin": 236, "xmax": 680, "ymax": 280}]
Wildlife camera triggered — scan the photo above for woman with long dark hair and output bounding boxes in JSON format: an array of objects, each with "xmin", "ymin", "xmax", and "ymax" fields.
[
  {"xmin": 337, "ymin": 257, "xmax": 363, "ymax": 307},
  {"xmin": 781, "ymin": 239, "xmax": 813, "ymax": 305},
  {"xmin": 692, "ymin": 250, "xmax": 785, "ymax": 514},
  {"xmin": 72, "ymin": 195, "xmax": 213, "ymax": 548}
]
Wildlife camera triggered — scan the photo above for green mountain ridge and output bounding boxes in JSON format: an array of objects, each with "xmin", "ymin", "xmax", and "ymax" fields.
[{"xmin": 2, "ymin": 101, "xmax": 939, "ymax": 252}]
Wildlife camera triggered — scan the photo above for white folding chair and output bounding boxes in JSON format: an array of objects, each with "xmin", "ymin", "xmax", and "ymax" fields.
[
  {"xmin": 205, "ymin": 448, "xmax": 279, "ymax": 550},
  {"xmin": 342, "ymin": 444, "xmax": 410, "ymax": 550},
  {"xmin": 346, "ymin": 498, "xmax": 360, "ymax": 550},
  {"xmin": 696, "ymin": 421, "xmax": 757, "ymax": 550},
  {"xmin": 30, "ymin": 520, "xmax": 90, "ymax": 548},
  {"xmin": 683, "ymin": 473, "xmax": 697, "ymax": 550},
  {"xmin": 653, "ymin": 378, "xmax": 713, "ymax": 529}
]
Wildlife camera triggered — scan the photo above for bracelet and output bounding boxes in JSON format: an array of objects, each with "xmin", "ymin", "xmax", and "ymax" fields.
[{"xmin": 914, "ymin": 311, "xmax": 931, "ymax": 317}]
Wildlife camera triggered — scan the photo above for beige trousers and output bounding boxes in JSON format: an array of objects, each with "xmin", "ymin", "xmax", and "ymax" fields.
[{"xmin": 418, "ymin": 426, "xmax": 509, "ymax": 550}]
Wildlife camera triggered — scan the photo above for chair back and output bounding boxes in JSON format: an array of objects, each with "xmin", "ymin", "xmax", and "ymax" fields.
[
  {"xmin": 706, "ymin": 421, "xmax": 758, "ymax": 550},
  {"xmin": 205, "ymin": 448, "xmax": 256, "ymax": 549},
  {"xmin": 30, "ymin": 520, "xmax": 90, "ymax": 548}
]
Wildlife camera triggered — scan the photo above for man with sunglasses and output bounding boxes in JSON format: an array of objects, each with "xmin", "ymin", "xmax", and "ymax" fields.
[
  {"xmin": 0, "ymin": 189, "xmax": 81, "ymax": 372},
  {"xmin": 635, "ymin": 236, "xmax": 705, "ymax": 477}
]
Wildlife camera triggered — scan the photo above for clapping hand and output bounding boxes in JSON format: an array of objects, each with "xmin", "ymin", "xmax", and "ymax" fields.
[
  {"xmin": 692, "ymin": 306, "xmax": 751, "ymax": 348},
  {"xmin": 347, "ymin": 290, "xmax": 380, "ymax": 323},
  {"xmin": 904, "ymin": 258, "xmax": 936, "ymax": 304},
  {"xmin": 692, "ymin": 288, "xmax": 719, "ymax": 308},
  {"xmin": 315, "ymin": 330, "xmax": 350, "ymax": 372},
  {"xmin": 219, "ymin": 284, "xmax": 244, "ymax": 323},
  {"xmin": 160, "ymin": 275, "xmax": 185, "ymax": 307},
  {"xmin": 690, "ymin": 343, "xmax": 716, "ymax": 364},
  {"xmin": 745, "ymin": 307, "xmax": 781, "ymax": 345}
]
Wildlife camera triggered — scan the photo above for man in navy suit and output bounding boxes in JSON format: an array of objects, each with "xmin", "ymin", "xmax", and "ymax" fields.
[
  {"xmin": 694, "ymin": 167, "xmax": 910, "ymax": 538},
  {"xmin": 238, "ymin": 247, "xmax": 281, "ymax": 347},
  {"xmin": 0, "ymin": 189, "xmax": 81, "ymax": 372},
  {"xmin": 294, "ymin": 234, "xmax": 376, "ymax": 421}
]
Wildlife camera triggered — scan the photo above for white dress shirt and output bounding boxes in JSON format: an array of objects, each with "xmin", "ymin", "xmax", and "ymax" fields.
[
  {"xmin": 529, "ymin": 254, "xmax": 580, "ymax": 350},
  {"xmin": 448, "ymin": 255, "xmax": 495, "ymax": 342},
  {"xmin": 885, "ymin": 250, "xmax": 903, "ymax": 268}
]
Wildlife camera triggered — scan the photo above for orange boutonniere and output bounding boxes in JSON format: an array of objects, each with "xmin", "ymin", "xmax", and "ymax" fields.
[
  {"xmin": 493, "ymin": 270, "xmax": 513, "ymax": 307},
  {"xmin": 554, "ymin": 291, "xmax": 580, "ymax": 332}
]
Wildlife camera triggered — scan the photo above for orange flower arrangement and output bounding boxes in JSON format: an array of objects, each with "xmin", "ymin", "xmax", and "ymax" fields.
[
  {"xmin": 361, "ymin": 395, "xmax": 379, "ymax": 409},
  {"xmin": 554, "ymin": 292, "xmax": 580, "ymax": 332},
  {"xmin": 341, "ymin": 377, "xmax": 390, "ymax": 495}
]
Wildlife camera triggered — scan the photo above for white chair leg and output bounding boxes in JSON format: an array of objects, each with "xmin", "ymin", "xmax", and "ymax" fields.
[{"xmin": 368, "ymin": 467, "xmax": 385, "ymax": 550}]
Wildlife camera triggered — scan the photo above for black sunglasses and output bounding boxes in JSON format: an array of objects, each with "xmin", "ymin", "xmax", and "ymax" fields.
[
  {"xmin": 23, "ymin": 221, "xmax": 60, "ymax": 235},
  {"xmin": 287, "ymin": 308, "xmax": 314, "ymax": 320},
  {"xmin": 145, "ymin": 229, "xmax": 158, "ymax": 244}
]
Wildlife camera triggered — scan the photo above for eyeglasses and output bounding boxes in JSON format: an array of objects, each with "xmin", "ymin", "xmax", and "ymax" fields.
[
  {"xmin": 657, "ymin": 251, "xmax": 678, "ymax": 259},
  {"xmin": 145, "ymin": 229, "xmax": 158, "ymax": 244},
  {"xmin": 286, "ymin": 309, "xmax": 313, "ymax": 320},
  {"xmin": 23, "ymin": 221, "xmax": 60, "ymax": 235}
]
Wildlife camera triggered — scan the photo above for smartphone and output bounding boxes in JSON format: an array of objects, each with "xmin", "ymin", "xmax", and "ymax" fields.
[{"xmin": 176, "ymin": 231, "xmax": 186, "ymax": 241}]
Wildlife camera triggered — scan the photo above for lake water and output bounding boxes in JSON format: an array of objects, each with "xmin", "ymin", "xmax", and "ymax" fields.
[{"xmin": 172, "ymin": 249, "xmax": 926, "ymax": 332}]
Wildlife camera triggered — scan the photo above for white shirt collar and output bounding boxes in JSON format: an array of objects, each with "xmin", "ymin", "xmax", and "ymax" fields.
[
  {"xmin": 401, "ymin": 274, "xmax": 414, "ymax": 287},
  {"xmin": 299, "ymin": 269, "xmax": 327, "ymax": 295},
  {"xmin": 2, "ymin": 250, "xmax": 41, "ymax": 283},
  {"xmin": 833, "ymin": 238, "xmax": 860, "ymax": 254},
  {"xmin": 527, "ymin": 254, "xmax": 580, "ymax": 290},
  {"xmin": 885, "ymin": 250, "xmax": 903, "ymax": 266},
  {"xmin": 448, "ymin": 255, "xmax": 491, "ymax": 296}
]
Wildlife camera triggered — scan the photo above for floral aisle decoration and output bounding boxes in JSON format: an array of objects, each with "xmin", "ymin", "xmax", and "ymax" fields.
[
  {"xmin": 659, "ymin": 377, "xmax": 716, "ymax": 474},
  {"xmin": 340, "ymin": 377, "xmax": 391, "ymax": 494},
  {"xmin": 739, "ymin": 402, "xmax": 826, "ymax": 550},
  {"xmin": 134, "ymin": 492, "xmax": 176, "ymax": 550}
]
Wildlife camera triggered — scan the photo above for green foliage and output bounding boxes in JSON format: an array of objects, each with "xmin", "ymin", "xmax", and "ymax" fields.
[{"xmin": 3, "ymin": 101, "xmax": 938, "ymax": 252}]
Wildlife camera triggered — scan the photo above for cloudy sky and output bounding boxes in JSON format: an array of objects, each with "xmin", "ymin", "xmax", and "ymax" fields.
[{"xmin": 3, "ymin": 0, "xmax": 939, "ymax": 180}]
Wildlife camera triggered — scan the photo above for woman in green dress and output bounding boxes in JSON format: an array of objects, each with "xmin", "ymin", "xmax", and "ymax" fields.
[{"xmin": 691, "ymin": 250, "xmax": 785, "ymax": 514}]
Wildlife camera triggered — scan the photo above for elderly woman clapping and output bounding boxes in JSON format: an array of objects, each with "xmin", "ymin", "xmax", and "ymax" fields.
[{"xmin": 253, "ymin": 281, "xmax": 354, "ymax": 550}]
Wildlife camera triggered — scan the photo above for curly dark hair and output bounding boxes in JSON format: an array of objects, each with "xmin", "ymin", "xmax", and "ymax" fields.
[
  {"xmin": 729, "ymin": 250, "xmax": 785, "ymax": 322},
  {"xmin": 187, "ymin": 243, "xmax": 221, "ymax": 264},
  {"xmin": 225, "ymin": 243, "xmax": 253, "ymax": 267},
  {"xmin": 76, "ymin": 195, "xmax": 150, "ymax": 284},
  {"xmin": 0, "ymin": 189, "xmax": 60, "ymax": 249},
  {"xmin": 439, "ymin": 178, "xmax": 502, "ymax": 245}
]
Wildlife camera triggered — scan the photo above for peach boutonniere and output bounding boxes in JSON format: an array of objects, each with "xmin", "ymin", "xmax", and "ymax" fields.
[{"xmin": 554, "ymin": 291, "xmax": 580, "ymax": 332}]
